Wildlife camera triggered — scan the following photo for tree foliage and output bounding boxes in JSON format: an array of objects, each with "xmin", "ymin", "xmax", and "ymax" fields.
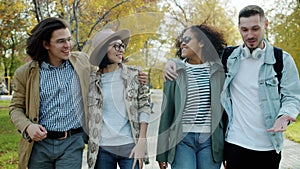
[
  {"xmin": 268, "ymin": 0, "xmax": 300, "ymax": 69},
  {"xmin": 160, "ymin": 0, "xmax": 240, "ymax": 48},
  {"xmin": 0, "ymin": 0, "xmax": 33, "ymax": 92},
  {"xmin": 1, "ymin": 0, "xmax": 299, "ymax": 91}
]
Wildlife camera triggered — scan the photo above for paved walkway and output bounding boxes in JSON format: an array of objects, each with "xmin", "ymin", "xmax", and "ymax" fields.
[
  {"xmin": 280, "ymin": 138, "xmax": 300, "ymax": 169},
  {"xmin": 0, "ymin": 95, "xmax": 12, "ymax": 101},
  {"xmin": 81, "ymin": 89, "xmax": 300, "ymax": 169}
]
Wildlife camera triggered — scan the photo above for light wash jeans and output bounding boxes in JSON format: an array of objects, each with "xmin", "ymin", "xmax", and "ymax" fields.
[{"xmin": 171, "ymin": 132, "xmax": 221, "ymax": 169}]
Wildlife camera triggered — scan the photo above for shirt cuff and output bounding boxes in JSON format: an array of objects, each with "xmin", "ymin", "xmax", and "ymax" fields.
[{"xmin": 139, "ymin": 112, "xmax": 150, "ymax": 123}]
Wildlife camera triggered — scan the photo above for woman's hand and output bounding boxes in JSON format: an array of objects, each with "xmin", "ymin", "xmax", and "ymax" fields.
[
  {"xmin": 130, "ymin": 139, "xmax": 146, "ymax": 169},
  {"xmin": 138, "ymin": 71, "xmax": 148, "ymax": 85}
]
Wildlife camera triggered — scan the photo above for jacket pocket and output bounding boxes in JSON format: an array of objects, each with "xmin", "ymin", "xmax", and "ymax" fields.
[{"xmin": 265, "ymin": 77, "xmax": 280, "ymax": 99}]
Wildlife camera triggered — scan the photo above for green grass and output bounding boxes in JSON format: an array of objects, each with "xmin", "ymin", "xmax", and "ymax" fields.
[
  {"xmin": 285, "ymin": 114, "xmax": 300, "ymax": 143},
  {"xmin": 0, "ymin": 100, "xmax": 10, "ymax": 107},
  {"xmin": 0, "ymin": 100, "xmax": 19, "ymax": 169}
]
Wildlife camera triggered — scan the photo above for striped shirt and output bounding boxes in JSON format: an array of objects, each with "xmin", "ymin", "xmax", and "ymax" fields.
[
  {"xmin": 182, "ymin": 61, "xmax": 211, "ymax": 133},
  {"xmin": 39, "ymin": 60, "xmax": 83, "ymax": 131}
]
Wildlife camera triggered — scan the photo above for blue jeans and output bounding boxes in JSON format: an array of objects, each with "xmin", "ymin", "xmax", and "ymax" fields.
[
  {"xmin": 171, "ymin": 132, "xmax": 221, "ymax": 169},
  {"xmin": 28, "ymin": 131, "xmax": 85, "ymax": 169},
  {"xmin": 95, "ymin": 144, "xmax": 139, "ymax": 169}
]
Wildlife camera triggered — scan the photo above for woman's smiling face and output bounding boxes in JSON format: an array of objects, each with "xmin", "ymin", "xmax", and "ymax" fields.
[
  {"xmin": 107, "ymin": 39, "xmax": 125, "ymax": 64},
  {"xmin": 180, "ymin": 28, "xmax": 204, "ymax": 64}
]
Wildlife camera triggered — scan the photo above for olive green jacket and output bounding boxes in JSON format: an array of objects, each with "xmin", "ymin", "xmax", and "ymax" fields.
[
  {"xmin": 156, "ymin": 58, "xmax": 225, "ymax": 164},
  {"xmin": 9, "ymin": 52, "xmax": 92, "ymax": 169}
]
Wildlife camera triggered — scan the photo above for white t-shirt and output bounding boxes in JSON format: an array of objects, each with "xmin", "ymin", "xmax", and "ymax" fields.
[{"xmin": 226, "ymin": 47, "xmax": 274, "ymax": 151}]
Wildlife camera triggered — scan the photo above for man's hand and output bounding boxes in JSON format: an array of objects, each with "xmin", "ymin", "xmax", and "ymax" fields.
[
  {"xmin": 267, "ymin": 115, "xmax": 296, "ymax": 132},
  {"xmin": 138, "ymin": 71, "xmax": 148, "ymax": 85},
  {"xmin": 164, "ymin": 60, "xmax": 178, "ymax": 82},
  {"xmin": 26, "ymin": 124, "xmax": 47, "ymax": 141}
]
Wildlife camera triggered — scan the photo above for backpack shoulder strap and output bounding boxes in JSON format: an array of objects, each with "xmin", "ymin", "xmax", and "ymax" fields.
[
  {"xmin": 273, "ymin": 47, "xmax": 283, "ymax": 82},
  {"xmin": 273, "ymin": 46, "xmax": 283, "ymax": 94},
  {"xmin": 221, "ymin": 46, "xmax": 239, "ymax": 73}
]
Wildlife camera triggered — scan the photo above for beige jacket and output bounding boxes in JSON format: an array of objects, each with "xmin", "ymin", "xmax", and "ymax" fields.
[
  {"xmin": 87, "ymin": 63, "xmax": 152, "ymax": 169},
  {"xmin": 9, "ymin": 52, "xmax": 92, "ymax": 169}
]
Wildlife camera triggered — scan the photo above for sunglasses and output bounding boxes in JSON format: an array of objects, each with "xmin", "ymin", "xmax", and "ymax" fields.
[
  {"xmin": 179, "ymin": 36, "xmax": 192, "ymax": 44},
  {"xmin": 110, "ymin": 43, "xmax": 126, "ymax": 51}
]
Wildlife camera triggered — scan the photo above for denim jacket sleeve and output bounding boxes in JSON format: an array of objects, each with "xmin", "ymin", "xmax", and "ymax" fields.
[{"xmin": 278, "ymin": 51, "xmax": 300, "ymax": 119}]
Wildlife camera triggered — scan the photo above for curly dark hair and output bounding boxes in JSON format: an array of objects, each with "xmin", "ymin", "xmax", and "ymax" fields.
[
  {"xmin": 175, "ymin": 24, "xmax": 226, "ymax": 62},
  {"xmin": 26, "ymin": 17, "xmax": 70, "ymax": 64}
]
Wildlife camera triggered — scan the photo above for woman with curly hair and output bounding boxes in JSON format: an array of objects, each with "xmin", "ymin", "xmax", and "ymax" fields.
[{"xmin": 156, "ymin": 24, "xmax": 227, "ymax": 169}]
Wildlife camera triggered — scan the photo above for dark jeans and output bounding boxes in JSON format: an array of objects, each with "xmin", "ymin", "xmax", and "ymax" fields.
[
  {"xmin": 225, "ymin": 141, "xmax": 281, "ymax": 169},
  {"xmin": 28, "ymin": 132, "xmax": 85, "ymax": 169},
  {"xmin": 95, "ymin": 143, "xmax": 139, "ymax": 169}
]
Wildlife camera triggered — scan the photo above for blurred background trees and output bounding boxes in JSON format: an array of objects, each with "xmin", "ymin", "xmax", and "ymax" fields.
[
  {"xmin": 0, "ymin": 0, "xmax": 299, "ymax": 92},
  {"xmin": 268, "ymin": 0, "xmax": 300, "ymax": 68}
]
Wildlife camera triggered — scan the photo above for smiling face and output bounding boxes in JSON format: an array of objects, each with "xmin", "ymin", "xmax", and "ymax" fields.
[
  {"xmin": 239, "ymin": 14, "xmax": 268, "ymax": 52},
  {"xmin": 107, "ymin": 39, "xmax": 125, "ymax": 64},
  {"xmin": 43, "ymin": 28, "xmax": 72, "ymax": 67},
  {"xmin": 180, "ymin": 28, "xmax": 204, "ymax": 64}
]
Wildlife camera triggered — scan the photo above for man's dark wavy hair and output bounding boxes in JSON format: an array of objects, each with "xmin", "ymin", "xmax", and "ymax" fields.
[
  {"xmin": 238, "ymin": 5, "xmax": 265, "ymax": 24},
  {"xmin": 26, "ymin": 17, "xmax": 70, "ymax": 64},
  {"xmin": 175, "ymin": 24, "xmax": 226, "ymax": 62}
]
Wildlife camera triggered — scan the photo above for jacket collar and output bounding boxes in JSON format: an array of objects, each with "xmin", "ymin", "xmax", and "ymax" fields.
[
  {"xmin": 263, "ymin": 39, "xmax": 276, "ymax": 65},
  {"xmin": 176, "ymin": 58, "xmax": 223, "ymax": 72}
]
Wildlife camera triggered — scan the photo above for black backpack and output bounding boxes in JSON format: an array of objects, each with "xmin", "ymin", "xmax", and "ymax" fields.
[{"xmin": 221, "ymin": 46, "xmax": 283, "ymax": 93}]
